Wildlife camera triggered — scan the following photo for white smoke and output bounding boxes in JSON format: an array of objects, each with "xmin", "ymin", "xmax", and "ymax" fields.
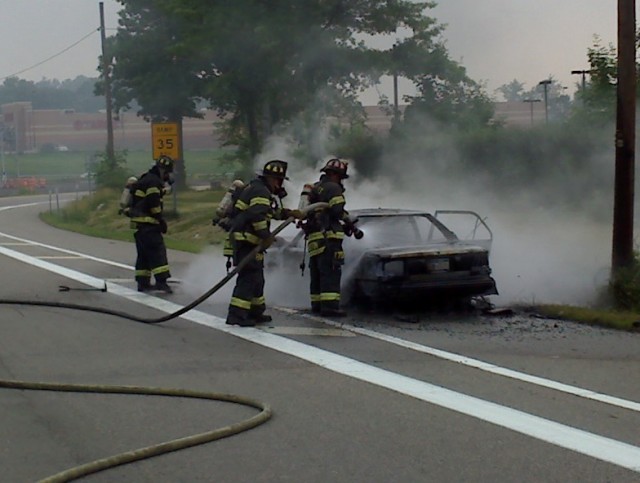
[{"xmin": 184, "ymin": 109, "xmax": 617, "ymax": 311}]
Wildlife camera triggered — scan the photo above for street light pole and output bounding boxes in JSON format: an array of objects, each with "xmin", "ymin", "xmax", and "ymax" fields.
[
  {"xmin": 523, "ymin": 99, "xmax": 541, "ymax": 126},
  {"xmin": 538, "ymin": 79, "xmax": 552, "ymax": 123},
  {"xmin": 571, "ymin": 69, "xmax": 591, "ymax": 93},
  {"xmin": 0, "ymin": 126, "xmax": 5, "ymax": 186}
]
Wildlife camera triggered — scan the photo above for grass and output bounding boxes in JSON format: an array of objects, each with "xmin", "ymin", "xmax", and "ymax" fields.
[
  {"xmin": 40, "ymin": 187, "xmax": 229, "ymax": 253},
  {"xmin": 2, "ymin": 149, "xmax": 235, "ymax": 181},
  {"xmin": 525, "ymin": 304, "xmax": 640, "ymax": 332}
]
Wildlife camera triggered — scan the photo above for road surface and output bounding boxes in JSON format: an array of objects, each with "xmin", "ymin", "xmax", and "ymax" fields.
[{"xmin": 1, "ymin": 194, "xmax": 639, "ymax": 482}]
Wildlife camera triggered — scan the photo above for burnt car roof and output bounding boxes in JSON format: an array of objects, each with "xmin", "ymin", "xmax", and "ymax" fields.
[{"xmin": 350, "ymin": 208, "xmax": 430, "ymax": 217}]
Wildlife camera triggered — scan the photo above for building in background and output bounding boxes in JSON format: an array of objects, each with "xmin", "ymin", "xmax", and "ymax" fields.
[
  {"xmin": 1, "ymin": 103, "xmax": 225, "ymax": 153},
  {"xmin": 1, "ymin": 101, "xmax": 539, "ymax": 154}
]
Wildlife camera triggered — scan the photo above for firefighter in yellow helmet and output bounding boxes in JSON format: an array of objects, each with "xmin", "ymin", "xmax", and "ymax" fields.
[
  {"xmin": 129, "ymin": 155, "xmax": 174, "ymax": 293},
  {"xmin": 304, "ymin": 158, "xmax": 354, "ymax": 317},
  {"xmin": 225, "ymin": 160, "xmax": 298, "ymax": 326}
]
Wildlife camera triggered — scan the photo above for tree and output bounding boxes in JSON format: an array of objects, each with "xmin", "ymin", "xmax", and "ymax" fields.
[
  {"xmin": 0, "ymin": 76, "xmax": 104, "ymax": 112},
  {"xmin": 572, "ymin": 33, "xmax": 640, "ymax": 124},
  {"xmin": 106, "ymin": 0, "xmax": 469, "ymax": 168},
  {"xmin": 496, "ymin": 79, "xmax": 526, "ymax": 102},
  {"xmin": 104, "ymin": 0, "xmax": 207, "ymax": 186}
]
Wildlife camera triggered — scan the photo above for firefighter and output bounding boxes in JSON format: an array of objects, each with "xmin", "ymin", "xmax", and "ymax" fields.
[
  {"xmin": 305, "ymin": 158, "xmax": 354, "ymax": 317},
  {"xmin": 129, "ymin": 155, "xmax": 174, "ymax": 293},
  {"xmin": 225, "ymin": 160, "xmax": 299, "ymax": 327}
]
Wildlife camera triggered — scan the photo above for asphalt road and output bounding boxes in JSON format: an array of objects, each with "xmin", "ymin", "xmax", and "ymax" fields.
[{"xmin": 1, "ymin": 194, "xmax": 639, "ymax": 482}]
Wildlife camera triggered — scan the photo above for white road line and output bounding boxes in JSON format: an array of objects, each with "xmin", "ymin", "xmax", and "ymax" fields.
[
  {"xmin": 1, "ymin": 242, "xmax": 639, "ymax": 472},
  {"xmin": 261, "ymin": 326, "xmax": 355, "ymax": 337},
  {"xmin": 0, "ymin": 202, "xmax": 43, "ymax": 212},
  {"xmin": 278, "ymin": 308, "xmax": 640, "ymax": 414},
  {"xmin": 0, "ymin": 231, "xmax": 132, "ymax": 270},
  {"xmin": 37, "ymin": 256, "xmax": 85, "ymax": 260}
]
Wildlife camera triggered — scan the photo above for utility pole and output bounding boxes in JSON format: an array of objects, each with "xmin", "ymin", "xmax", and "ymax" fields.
[
  {"xmin": 538, "ymin": 79, "xmax": 552, "ymax": 123},
  {"xmin": 391, "ymin": 42, "xmax": 400, "ymax": 123},
  {"xmin": 0, "ymin": 125, "xmax": 5, "ymax": 187},
  {"xmin": 523, "ymin": 98, "xmax": 541, "ymax": 126},
  {"xmin": 393, "ymin": 72, "xmax": 399, "ymax": 121},
  {"xmin": 99, "ymin": 2, "xmax": 115, "ymax": 166},
  {"xmin": 612, "ymin": 0, "xmax": 636, "ymax": 271}
]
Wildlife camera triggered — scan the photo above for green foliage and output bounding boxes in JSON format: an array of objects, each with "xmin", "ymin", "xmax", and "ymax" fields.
[
  {"xmin": 0, "ymin": 76, "xmax": 105, "ymax": 112},
  {"xmin": 105, "ymin": 1, "xmax": 203, "ymax": 122},
  {"xmin": 378, "ymin": 113, "xmax": 615, "ymax": 217},
  {"xmin": 570, "ymin": 32, "xmax": 640, "ymax": 124},
  {"xmin": 93, "ymin": 150, "xmax": 131, "ymax": 189},
  {"xmin": 108, "ymin": 1, "xmax": 472, "ymax": 161},
  {"xmin": 42, "ymin": 187, "xmax": 228, "ymax": 253},
  {"xmin": 328, "ymin": 124, "xmax": 384, "ymax": 178},
  {"xmin": 534, "ymin": 304, "xmax": 640, "ymax": 331},
  {"xmin": 566, "ymin": 36, "xmax": 618, "ymax": 124},
  {"xmin": 496, "ymin": 79, "xmax": 526, "ymax": 101}
]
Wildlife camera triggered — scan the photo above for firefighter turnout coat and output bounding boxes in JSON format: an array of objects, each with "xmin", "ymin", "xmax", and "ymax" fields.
[
  {"xmin": 129, "ymin": 166, "xmax": 171, "ymax": 286},
  {"xmin": 305, "ymin": 175, "xmax": 349, "ymax": 313},
  {"xmin": 226, "ymin": 177, "xmax": 287, "ymax": 324}
]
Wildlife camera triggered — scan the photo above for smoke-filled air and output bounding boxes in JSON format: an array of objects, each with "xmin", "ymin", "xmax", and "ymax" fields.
[{"xmin": 182, "ymin": 106, "xmax": 622, "ymax": 311}]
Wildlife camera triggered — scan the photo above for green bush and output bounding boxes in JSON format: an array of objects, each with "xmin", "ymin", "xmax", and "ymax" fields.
[{"xmin": 94, "ymin": 150, "xmax": 132, "ymax": 189}]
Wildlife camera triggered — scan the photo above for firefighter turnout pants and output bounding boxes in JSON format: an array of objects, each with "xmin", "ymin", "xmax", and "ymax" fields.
[
  {"xmin": 227, "ymin": 241, "xmax": 266, "ymax": 323},
  {"xmin": 309, "ymin": 238, "xmax": 344, "ymax": 313},
  {"xmin": 134, "ymin": 224, "xmax": 171, "ymax": 287}
]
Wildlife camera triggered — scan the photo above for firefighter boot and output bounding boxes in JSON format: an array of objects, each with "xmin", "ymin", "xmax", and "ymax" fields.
[
  {"xmin": 137, "ymin": 278, "xmax": 153, "ymax": 292},
  {"xmin": 249, "ymin": 313, "xmax": 273, "ymax": 324},
  {"xmin": 320, "ymin": 308, "xmax": 347, "ymax": 318},
  {"xmin": 154, "ymin": 281, "xmax": 173, "ymax": 294},
  {"xmin": 226, "ymin": 317, "xmax": 256, "ymax": 327}
]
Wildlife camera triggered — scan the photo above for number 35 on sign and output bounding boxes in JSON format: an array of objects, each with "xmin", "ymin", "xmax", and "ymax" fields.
[{"xmin": 151, "ymin": 122, "xmax": 180, "ymax": 160}]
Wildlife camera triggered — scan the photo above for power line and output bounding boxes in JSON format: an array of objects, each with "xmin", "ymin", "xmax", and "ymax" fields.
[{"xmin": 0, "ymin": 28, "xmax": 100, "ymax": 82}]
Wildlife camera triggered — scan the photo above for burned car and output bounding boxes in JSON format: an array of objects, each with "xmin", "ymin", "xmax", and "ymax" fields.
[{"xmin": 267, "ymin": 208, "xmax": 498, "ymax": 307}]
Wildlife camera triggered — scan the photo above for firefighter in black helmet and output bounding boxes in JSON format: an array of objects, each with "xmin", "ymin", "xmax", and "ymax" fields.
[
  {"xmin": 225, "ymin": 159, "xmax": 299, "ymax": 326},
  {"xmin": 304, "ymin": 158, "xmax": 354, "ymax": 317},
  {"xmin": 129, "ymin": 155, "xmax": 174, "ymax": 293}
]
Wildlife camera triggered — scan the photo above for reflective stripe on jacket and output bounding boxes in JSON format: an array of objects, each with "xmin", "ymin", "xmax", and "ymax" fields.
[
  {"xmin": 130, "ymin": 167, "xmax": 164, "ymax": 225},
  {"xmin": 231, "ymin": 177, "xmax": 279, "ymax": 246},
  {"xmin": 305, "ymin": 176, "xmax": 349, "ymax": 256}
]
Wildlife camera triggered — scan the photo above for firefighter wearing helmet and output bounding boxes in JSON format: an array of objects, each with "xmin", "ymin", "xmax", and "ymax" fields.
[
  {"xmin": 225, "ymin": 159, "xmax": 301, "ymax": 327},
  {"xmin": 128, "ymin": 155, "xmax": 175, "ymax": 293},
  {"xmin": 303, "ymin": 157, "xmax": 356, "ymax": 317}
]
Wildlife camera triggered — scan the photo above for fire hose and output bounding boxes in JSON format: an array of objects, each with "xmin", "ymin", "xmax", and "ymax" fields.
[{"xmin": 0, "ymin": 202, "xmax": 328, "ymax": 482}]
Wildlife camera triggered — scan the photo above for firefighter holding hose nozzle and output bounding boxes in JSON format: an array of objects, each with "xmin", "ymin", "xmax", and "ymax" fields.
[
  {"xmin": 224, "ymin": 160, "xmax": 303, "ymax": 327},
  {"xmin": 298, "ymin": 158, "xmax": 362, "ymax": 317}
]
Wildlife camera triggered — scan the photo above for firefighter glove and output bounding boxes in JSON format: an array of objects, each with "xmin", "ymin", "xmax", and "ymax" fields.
[
  {"xmin": 159, "ymin": 218, "xmax": 168, "ymax": 234},
  {"xmin": 283, "ymin": 208, "xmax": 303, "ymax": 219}
]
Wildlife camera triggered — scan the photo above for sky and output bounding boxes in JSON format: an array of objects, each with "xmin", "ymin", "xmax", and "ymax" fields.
[{"xmin": 0, "ymin": 0, "xmax": 626, "ymax": 102}]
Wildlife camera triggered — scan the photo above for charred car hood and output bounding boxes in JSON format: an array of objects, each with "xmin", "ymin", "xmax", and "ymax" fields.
[{"xmin": 360, "ymin": 243, "xmax": 488, "ymax": 259}]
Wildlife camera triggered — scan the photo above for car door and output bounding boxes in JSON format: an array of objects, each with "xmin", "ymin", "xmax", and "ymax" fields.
[{"xmin": 432, "ymin": 210, "xmax": 493, "ymax": 251}]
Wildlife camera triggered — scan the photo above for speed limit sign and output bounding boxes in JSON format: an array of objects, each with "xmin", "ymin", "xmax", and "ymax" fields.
[{"xmin": 151, "ymin": 122, "xmax": 180, "ymax": 160}]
